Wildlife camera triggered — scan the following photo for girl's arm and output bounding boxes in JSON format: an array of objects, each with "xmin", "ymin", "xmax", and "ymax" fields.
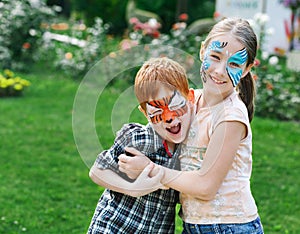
[
  {"xmin": 89, "ymin": 162, "xmax": 165, "ymax": 197},
  {"xmin": 161, "ymin": 121, "xmax": 246, "ymax": 200}
]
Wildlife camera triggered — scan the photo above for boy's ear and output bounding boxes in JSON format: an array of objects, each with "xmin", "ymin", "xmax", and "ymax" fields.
[
  {"xmin": 188, "ymin": 88, "xmax": 195, "ymax": 104},
  {"xmin": 138, "ymin": 105, "xmax": 149, "ymax": 119}
]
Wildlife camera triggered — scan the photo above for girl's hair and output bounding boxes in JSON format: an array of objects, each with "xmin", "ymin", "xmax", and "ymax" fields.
[
  {"xmin": 134, "ymin": 57, "xmax": 189, "ymax": 111},
  {"xmin": 203, "ymin": 18, "xmax": 258, "ymax": 122}
]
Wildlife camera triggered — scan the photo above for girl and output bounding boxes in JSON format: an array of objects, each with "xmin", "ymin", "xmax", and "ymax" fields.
[{"xmin": 120, "ymin": 18, "xmax": 264, "ymax": 233}]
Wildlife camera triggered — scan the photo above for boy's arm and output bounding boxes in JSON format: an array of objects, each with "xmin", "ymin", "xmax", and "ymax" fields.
[{"xmin": 89, "ymin": 162, "xmax": 165, "ymax": 197}]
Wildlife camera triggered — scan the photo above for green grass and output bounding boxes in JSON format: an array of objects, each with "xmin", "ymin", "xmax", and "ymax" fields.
[{"xmin": 0, "ymin": 66, "xmax": 300, "ymax": 233}]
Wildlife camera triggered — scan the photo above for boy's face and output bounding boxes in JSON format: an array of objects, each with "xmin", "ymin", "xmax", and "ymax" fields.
[{"xmin": 145, "ymin": 87, "xmax": 194, "ymax": 144}]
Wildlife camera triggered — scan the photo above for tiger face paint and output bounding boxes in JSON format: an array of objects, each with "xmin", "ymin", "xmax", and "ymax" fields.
[
  {"xmin": 145, "ymin": 89, "xmax": 194, "ymax": 144},
  {"xmin": 146, "ymin": 90, "xmax": 188, "ymax": 124}
]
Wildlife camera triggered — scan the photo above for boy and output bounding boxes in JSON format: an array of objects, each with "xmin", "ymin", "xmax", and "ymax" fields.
[{"xmin": 87, "ymin": 57, "xmax": 195, "ymax": 233}]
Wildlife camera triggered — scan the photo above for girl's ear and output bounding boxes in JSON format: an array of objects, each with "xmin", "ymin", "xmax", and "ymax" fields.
[
  {"xmin": 187, "ymin": 88, "xmax": 195, "ymax": 104},
  {"xmin": 241, "ymin": 63, "xmax": 254, "ymax": 78},
  {"xmin": 199, "ymin": 41, "xmax": 205, "ymax": 61}
]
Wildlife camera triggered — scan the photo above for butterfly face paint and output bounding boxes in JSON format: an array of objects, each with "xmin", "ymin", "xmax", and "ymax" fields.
[
  {"xmin": 226, "ymin": 48, "xmax": 248, "ymax": 86},
  {"xmin": 146, "ymin": 90, "xmax": 187, "ymax": 124},
  {"xmin": 202, "ymin": 40, "xmax": 248, "ymax": 87},
  {"xmin": 202, "ymin": 40, "xmax": 227, "ymax": 71}
]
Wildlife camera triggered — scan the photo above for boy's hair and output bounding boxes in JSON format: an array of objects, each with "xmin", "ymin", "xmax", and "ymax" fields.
[{"xmin": 135, "ymin": 57, "xmax": 189, "ymax": 111}]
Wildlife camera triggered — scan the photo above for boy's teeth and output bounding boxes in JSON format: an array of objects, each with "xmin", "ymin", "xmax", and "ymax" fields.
[{"xmin": 168, "ymin": 124, "xmax": 181, "ymax": 134}]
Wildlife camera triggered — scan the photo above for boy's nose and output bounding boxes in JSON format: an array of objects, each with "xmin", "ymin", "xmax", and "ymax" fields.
[
  {"xmin": 165, "ymin": 118, "xmax": 173, "ymax": 124},
  {"xmin": 162, "ymin": 109, "xmax": 175, "ymax": 123}
]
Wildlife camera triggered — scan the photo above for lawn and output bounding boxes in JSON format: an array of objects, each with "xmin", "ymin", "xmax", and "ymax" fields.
[{"xmin": 1, "ymin": 64, "xmax": 300, "ymax": 234}]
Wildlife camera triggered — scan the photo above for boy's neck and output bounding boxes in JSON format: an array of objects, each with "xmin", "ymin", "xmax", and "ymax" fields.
[{"xmin": 163, "ymin": 140, "xmax": 175, "ymax": 157}]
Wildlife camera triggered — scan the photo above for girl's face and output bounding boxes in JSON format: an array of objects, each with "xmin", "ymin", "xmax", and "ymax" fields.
[
  {"xmin": 200, "ymin": 34, "xmax": 251, "ymax": 96},
  {"xmin": 145, "ymin": 87, "xmax": 194, "ymax": 144}
]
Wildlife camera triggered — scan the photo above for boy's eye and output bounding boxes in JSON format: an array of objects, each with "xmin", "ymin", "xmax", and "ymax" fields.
[
  {"xmin": 146, "ymin": 104, "xmax": 162, "ymax": 117},
  {"xmin": 169, "ymin": 92, "xmax": 186, "ymax": 111},
  {"xmin": 148, "ymin": 110, "xmax": 162, "ymax": 118}
]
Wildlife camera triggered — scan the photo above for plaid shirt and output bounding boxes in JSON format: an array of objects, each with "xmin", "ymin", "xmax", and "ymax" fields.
[{"xmin": 87, "ymin": 123, "xmax": 180, "ymax": 234}]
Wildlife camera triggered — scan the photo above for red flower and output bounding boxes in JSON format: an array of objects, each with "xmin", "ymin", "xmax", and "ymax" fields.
[
  {"xmin": 213, "ymin": 11, "xmax": 221, "ymax": 20},
  {"xmin": 254, "ymin": 58, "xmax": 261, "ymax": 67},
  {"xmin": 152, "ymin": 31, "xmax": 160, "ymax": 38},
  {"xmin": 22, "ymin": 42, "xmax": 31, "ymax": 49},
  {"xmin": 266, "ymin": 81, "xmax": 274, "ymax": 90},
  {"xmin": 252, "ymin": 74, "xmax": 258, "ymax": 81},
  {"xmin": 179, "ymin": 13, "xmax": 188, "ymax": 21}
]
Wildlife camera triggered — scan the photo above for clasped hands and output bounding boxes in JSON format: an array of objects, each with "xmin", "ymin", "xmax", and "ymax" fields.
[{"xmin": 118, "ymin": 147, "xmax": 168, "ymax": 196}]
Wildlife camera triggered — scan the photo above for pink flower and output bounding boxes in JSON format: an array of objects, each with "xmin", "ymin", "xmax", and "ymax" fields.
[
  {"xmin": 119, "ymin": 39, "xmax": 138, "ymax": 50},
  {"xmin": 129, "ymin": 17, "xmax": 139, "ymax": 24}
]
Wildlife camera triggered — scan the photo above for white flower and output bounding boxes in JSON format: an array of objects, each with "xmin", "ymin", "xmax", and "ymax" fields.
[
  {"xmin": 266, "ymin": 27, "xmax": 275, "ymax": 36},
  {"xmin": 261, "ymin": 51, "xmax": 269, "ymax": 60},
  {"xmin": 148, "ymin": 18, "xmax": 158, "ymax": 28},
  {"xmin": 269, "ymin": 56, "xmax": 279, "ymax": 65},
  {"xmin": 254, "ymin": 13, "xmax": 269, "ymax": 26},
  {"xmin": 29, "ymin": 29, "xmax": 37, "ymax": 36}
]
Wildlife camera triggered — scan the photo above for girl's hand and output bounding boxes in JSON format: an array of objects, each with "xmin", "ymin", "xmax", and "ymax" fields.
[
  {"xmin": 118, "ymin": 147, "xmax": 151, "ymax": 179},
  {"xmin": 127, "ymin": 162, "xmax": 167, "ymax": 197}
]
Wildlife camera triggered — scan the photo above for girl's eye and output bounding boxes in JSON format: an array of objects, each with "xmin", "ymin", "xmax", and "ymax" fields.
[
  {"xmin": 229, "ymin": 62, "xmax": 240, "ymax": 68},
  {"xmin": 210, "ymin": 54, "xmax": 220, "ymax": 60}
]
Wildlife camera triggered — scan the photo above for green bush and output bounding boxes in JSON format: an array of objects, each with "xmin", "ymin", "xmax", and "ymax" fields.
[
  {"xmin": 0, "ymin": 0, "xmax": 56, "ymax": 71},
  {"xmin": 254, "ymin": 56, "xmax": 300, "ymax": 121},
  {"xmin": 71, "ymin": 0, "xmax": 128, "ymax": 34}
]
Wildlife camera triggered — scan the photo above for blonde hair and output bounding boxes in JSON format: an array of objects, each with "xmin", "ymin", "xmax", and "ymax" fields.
[
  {"xmin": 135, "ymin": 57, "xmax": 189, "ymax": 111},
  {"xmin": 203, "ymin": 18, "xmax": 257, "ymax": 122}
]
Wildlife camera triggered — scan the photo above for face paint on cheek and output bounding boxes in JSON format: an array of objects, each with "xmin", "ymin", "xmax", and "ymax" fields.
[
  {"xmin": 226, "ymin": 48, "xmax": 248, "ymax": 87},
  {"xmin": 202, "ymin": 40, "xmax": 227, "ymax": 70}
]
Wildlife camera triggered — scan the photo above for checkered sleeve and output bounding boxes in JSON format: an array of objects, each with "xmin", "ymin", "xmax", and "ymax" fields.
[{"xmin": 94, "ymin": 123, "xmax": 150, "ymax": 181}]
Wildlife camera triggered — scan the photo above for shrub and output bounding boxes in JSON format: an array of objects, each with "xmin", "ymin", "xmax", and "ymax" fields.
[
  {"xmin": 42, "ymin": 17, "xmax": 110, "ymax": 78},
  {"xmin": 254, "ymin": 55, "xmax": 300, "ymax": 121},
  {"xmin": 0, "ymin": 0, "xmax": 56, "ymax": 71}
]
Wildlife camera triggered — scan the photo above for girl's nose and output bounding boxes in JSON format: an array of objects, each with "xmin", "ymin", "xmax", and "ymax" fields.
[{"xmin": 215, "ymin": 61, "xmax": 226, "ymax": 75}]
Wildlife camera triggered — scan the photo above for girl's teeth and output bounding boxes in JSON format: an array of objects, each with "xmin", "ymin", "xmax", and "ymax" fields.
[{"xmin": 212, "ymin": 77, "xmax": 224, "ymax": 84}]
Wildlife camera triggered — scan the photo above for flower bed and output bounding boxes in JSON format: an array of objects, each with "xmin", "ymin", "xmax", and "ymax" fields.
[{"xmin": 0, "ymin": 70, "xmax": 31, "ymax": 97}]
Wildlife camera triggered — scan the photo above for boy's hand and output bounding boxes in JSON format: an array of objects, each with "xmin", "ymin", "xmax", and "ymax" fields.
[{"xmin": 118, "ymin": 147, "xmax": 151, "ymax": 180}]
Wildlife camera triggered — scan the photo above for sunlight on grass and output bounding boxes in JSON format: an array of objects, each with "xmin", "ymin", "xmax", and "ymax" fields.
[{"xmin": 0, "ymin": 71, "xmax": 299, "ymax": 233}]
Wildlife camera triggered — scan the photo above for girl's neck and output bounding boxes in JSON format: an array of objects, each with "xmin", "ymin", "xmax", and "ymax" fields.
[{"xmin": 201, "ymin": 89, "xmax": 234, "ymax": 108}]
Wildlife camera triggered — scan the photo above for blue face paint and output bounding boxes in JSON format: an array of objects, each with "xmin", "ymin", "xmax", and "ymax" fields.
[
  {"xmin": 226, "ymin": 48, "xmax": 248, "ymax": 87},
  {"xmin": 202, "ymin": 40, "xmax": 248, "ymax": 87},
  {"xmin": 202, "ymin": 41, "xmax": 228, "ymax": 70}
]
